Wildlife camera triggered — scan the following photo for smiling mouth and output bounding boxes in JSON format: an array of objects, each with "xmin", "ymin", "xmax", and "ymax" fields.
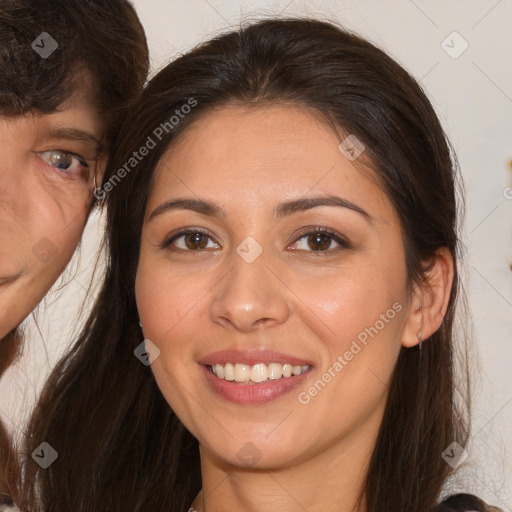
[{"xmin": 208, "ymin": 362, "xmax": 312, "ymax": 384}]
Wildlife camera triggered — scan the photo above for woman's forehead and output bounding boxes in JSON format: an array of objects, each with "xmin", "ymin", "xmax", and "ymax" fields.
[{"xmin": 149, "ymin": 105, "xmax": 395, "ymax": 222}]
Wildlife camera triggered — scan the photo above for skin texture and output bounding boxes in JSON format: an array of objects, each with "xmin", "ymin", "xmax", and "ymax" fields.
[
  {"xmin": 135, "ymin": 106, "xmax": 453, "ymax": 512},
  {"xmin": 0, "ymin": 78, "xmax": 106, "ymax": 340}
]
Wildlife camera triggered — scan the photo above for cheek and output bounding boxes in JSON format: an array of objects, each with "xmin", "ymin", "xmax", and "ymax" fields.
[
  {"xmin": 289, "ymin": 249, "xmax": 409, "ymax": 406},
  {"xmin": 0, "ymin": 214, "xmax": 89, "ymax": 337},
  {"xmin": 290, "ymin": 273, "xmax": 407, "ymax": 437},
  {"xmin": 34, "ymin": 205, "xmax": 88, "ymax": 272},
  {"xmin": 23, "ymin": 219, "xmax": 88, "ymax": 322},
  {"xmin": 27, "ymin": 180, "xmax": 91, "ymax": 272},
  {"xmin": 134, "ymin": 255, "xmax": 212, "ymax": 357},
  {"xmin": 300, "ymin": 265, "xmax": 406, "ymax": 342},
  {"xmin": 135, "ymin": 259, "xmax": 214, "ymax": 423}
]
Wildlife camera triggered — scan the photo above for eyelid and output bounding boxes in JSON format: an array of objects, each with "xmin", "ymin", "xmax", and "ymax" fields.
[
  {"xmin": 288, "ymin": 226, "xmax": 351, "ymax": 253},
  {"xmin": 37, "ymin": 148, "xmax": 97, "ymax": 164},
  {"xmin": 290, "ymin": 226, "xmax": 349, "ymax": 244},
  {"xmin": 65, "ymin": 151, "xmax": 89, "ymax": 167},
  {"xmin": 161, "ymin": 225, "xmax": 349, "ymax": 255},
  {"xmin": 161, "ymin": 227, "xmax": 221, "ymax": 250},
  {"xmin": 36, "ymin": 149, "xmax": 92, "ymax": 176}
]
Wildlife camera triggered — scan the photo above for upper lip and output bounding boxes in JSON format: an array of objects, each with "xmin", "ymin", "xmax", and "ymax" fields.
[{"xmin": 199, "ymin": 349, "xmax": 314, "ymax": 367}]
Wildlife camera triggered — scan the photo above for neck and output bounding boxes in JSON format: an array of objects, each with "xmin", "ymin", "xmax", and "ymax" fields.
[{"xmin": 190, "ymin": 425, "xmax": 377, "ymax": 512}]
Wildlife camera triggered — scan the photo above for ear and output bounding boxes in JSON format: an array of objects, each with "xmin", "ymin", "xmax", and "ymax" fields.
[{"xmin": 401, "ymin": 248, "xmax": 454, "ymax": 348}]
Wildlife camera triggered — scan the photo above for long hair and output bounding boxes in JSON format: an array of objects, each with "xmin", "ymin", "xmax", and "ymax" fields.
[
  {"xmin": 0, "ymin": 329, "xmax": 22, "ymax": 506},
  {"xmin": 15, "ymin": 18, "xmax": 495, "ymax": 511}
]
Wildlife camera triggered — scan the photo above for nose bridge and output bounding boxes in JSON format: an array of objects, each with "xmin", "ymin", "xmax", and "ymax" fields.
[{"xmin": 211, "ymin": 243, "xmax": 290, "ymax": 331}]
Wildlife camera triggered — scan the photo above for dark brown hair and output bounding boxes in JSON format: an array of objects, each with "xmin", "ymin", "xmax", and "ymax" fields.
[
  {"xmin": 0, "ymin": 330, "xmax": 22, "ymax": 506},
  {"xmin": 0, "ymin": 0, "xmax": 148, "ymax": 506},
  {"xmin": 0, "ymin": 0, "xmax": 149, "ymax": 147},
  {"xmin": 15, "ymin": 18, "xmax": 497, "ymax": 511}
]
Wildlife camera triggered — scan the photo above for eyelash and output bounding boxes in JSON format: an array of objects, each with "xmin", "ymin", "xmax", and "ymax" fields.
[
  {"xmin": 162, "ymin": 227, "xmax": 217, "ymax": 252},
  {"xmin": 36, "ymin": 150, "xmax": 91, "ymax": 179},
  {"xmin": 291, "ymin": 226, "xmax": 351, "ymax": 254},
  {"xmin": 162, "ymin": 226, "xmax": 350, "ymax": 255}
]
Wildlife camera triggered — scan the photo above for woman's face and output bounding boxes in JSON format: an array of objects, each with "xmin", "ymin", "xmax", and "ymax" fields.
[
  {"xmin": 136, "ymin": 105, "xmax": 414, "ymax": 470},
  {"xmin": 0, "ymin": 78, "xmax": 105, "ymax": 339}
]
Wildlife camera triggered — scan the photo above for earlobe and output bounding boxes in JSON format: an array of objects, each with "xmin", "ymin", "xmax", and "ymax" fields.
[
  {"xmin": 401, "ymin": 248, "xmax": 455, "ymax": 348},
  {"xmin": 401, "ymin": 296, "xmax": 424, "ymax": 348}
]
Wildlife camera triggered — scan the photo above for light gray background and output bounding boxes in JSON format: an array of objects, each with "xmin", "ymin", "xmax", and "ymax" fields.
[{"xmin": 1, "ymin": 0, "xmax": 511, "ymax": 508}]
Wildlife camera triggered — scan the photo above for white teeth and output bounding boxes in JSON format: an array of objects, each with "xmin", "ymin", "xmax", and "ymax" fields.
[
  {"xmin": 251, "ymin": 363, "xmax": 268, "ymax": 383},
  {"xmin": 268, "ymin": 363, "xmax": 283, "ymax": 380},
  {"xmin": 282, "ymin": 364, "xmax": 292, "ymax": 377},
  {"xmin": 209, "ymin": 362, "xmax": 311, "ymax": 383},
  {"xmin": 224, "ymin": 363, "xmax": 235, "ymax": 381},
  {"xmin": 214, "ymin": 364, "xmax": 225, "ymax": 379},
  {"xmin": 234, "ymin": 363, "xmax": 251, "ymax": 382}
]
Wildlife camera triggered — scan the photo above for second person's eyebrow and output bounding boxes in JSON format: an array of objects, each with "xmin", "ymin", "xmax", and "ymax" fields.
[
  {"xmin": 148, "ymin": 195, "xmax": 372, "ymax": 223},
  {"xmin": 49, "ymin": 127, "xmax": 103, "ymax": 154}
]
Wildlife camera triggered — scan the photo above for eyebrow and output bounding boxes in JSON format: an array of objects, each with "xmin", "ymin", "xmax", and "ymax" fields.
[
  {"xmin": 48, "ymin": 128, "xmax": 103, "ymax": 154},
  {"xmin": 274, "ymin": 195, "xmax": 372, "ymax": 222},
  {"xmin": 149, "ymin": 199, "xmax": 224, "ymax": 221},
  {"xmin": 149, "ymin": 195, "xmax": 372, "ymax": 223}
]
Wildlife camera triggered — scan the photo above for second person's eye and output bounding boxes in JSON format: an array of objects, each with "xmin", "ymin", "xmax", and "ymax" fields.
[{"xmin": 37, "ymin": 150, "xmax": 89, "ymax": 175}]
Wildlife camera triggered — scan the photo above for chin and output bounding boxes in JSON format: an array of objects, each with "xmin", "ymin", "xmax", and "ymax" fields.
[{"xmin": 201, "ymin": 435, "xmax": 308, "ymax": 471}]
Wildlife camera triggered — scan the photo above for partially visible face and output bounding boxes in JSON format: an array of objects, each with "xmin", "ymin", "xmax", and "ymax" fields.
[
  {"xmin": 0, "ymin": 79, "xmax": 106, "ymax": 339},
  {"xmin": 136, "ymin": 105, "xmax": 414, "ymax": 470}
]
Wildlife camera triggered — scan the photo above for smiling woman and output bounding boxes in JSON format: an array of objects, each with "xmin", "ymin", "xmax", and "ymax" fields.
[{"xmin": 16, "ymin": 18, "xmax": 500, "ymax": 512}]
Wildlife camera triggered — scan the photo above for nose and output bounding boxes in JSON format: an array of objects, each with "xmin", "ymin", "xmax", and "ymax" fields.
[{"xmin": 210, "ymin": 251, "xmax": 291, "ymax": 332}]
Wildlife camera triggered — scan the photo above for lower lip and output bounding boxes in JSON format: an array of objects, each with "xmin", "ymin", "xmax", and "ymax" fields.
[{"xmin": 201, "ymin": 364, "xmax": 312, "ymax": 405}]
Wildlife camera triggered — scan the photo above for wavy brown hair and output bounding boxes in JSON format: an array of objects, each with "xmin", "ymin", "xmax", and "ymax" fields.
[
  {"xmin": 14, "ymin": 18, "xmax": 498, "ymax": 511},
  {"xmin": 0, "ymin": 0, "xmax": 149, "ymax": 146}
]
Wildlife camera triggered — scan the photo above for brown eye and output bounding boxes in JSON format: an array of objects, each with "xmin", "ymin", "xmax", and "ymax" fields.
[
  {"xmin": 289, "ymin": 227, "xmax": 349, "ymax": 254},
  {"xmin": 184, "ymin": 232, "xmax": 209, "ymax": 250},
  {"xmin": 164, "ymin": 230, "xmax": 220, "ymax": 251},
  {"xmin": 307, "ymin": 232, "xmax": 332, "ymax": 251}
]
